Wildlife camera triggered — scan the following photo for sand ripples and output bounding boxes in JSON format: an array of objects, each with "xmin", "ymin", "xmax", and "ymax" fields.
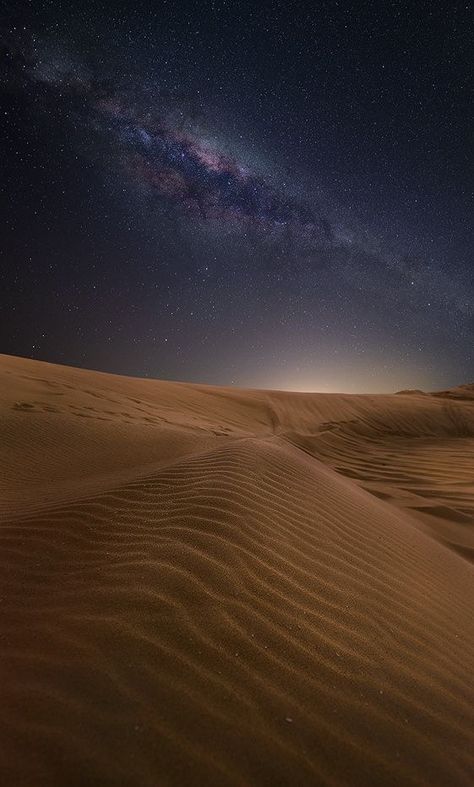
[
  {"xmin": 2, "ymin": 435, "xmax": 474, "ymax": 785},
  {"xmin": 1, "ymin": 355, "xmax": 474, "ymax": 784}
]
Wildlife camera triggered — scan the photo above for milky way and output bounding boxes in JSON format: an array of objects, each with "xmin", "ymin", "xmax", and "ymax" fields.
[
  {"xmin": 1, "ymin": 3, "xmax": 472, "ymax": 392},
  {"xmin": 105, "ymin": 103, "xmax": 333, "ymax": 241},
  {"xmin": 5, "ymin": 29, "xmax": 471, "ymax": 314},
  {"xmin": 11, "ymin": 31, "xmax": 470, "ymax": 321},
  {"xmin": 7, "ymin": 33, "xmax": 333, "ymax": 250}
]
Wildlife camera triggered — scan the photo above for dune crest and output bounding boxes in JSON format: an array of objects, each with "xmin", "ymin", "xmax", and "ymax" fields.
[{"xmin": 1, "ymin": 354, "xmax": 473, "ymax": 785}]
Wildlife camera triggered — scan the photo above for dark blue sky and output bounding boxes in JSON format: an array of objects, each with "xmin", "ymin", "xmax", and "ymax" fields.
[{"xmin": 1, "ymin": 0, "xmax": 472, "ymax": 391}]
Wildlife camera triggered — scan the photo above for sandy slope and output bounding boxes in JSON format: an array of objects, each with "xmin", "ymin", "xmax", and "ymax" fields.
[{"xmin": 0, "ymin": 354, "xmax": 473, "ymax": 785}]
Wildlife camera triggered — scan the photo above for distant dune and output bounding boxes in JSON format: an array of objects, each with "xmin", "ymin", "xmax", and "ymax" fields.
[
  {"xmin": 395, "ymin": 388, "xmax": 427, "ymax": 396},
  {"xmin": 432, "ymin": 383, "xmax": 474, "ymax": 401},
  {"xmin": 1, "ymin": 353, "xmax": 473, "ymax": 785}
]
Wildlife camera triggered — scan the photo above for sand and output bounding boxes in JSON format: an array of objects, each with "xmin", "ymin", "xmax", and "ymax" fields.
[{"xmin": 1, "ymin": 353, "xmax": 473, "ymax": 786}]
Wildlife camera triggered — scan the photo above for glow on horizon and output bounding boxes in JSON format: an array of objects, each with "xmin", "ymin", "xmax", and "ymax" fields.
[{"xmin": 244, "ymin": 361, "xmax": 439, "ymax": 395}]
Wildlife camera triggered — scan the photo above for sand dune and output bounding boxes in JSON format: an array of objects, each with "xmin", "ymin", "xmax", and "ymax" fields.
[{"xmin": 1, "ymin": 354, "xmax": 473, "ymax": 785}]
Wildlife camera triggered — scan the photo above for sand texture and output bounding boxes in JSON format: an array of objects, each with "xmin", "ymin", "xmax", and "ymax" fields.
[{"xmin": 1, "ymin": 354, "xmax": 473, "ymax": 786}]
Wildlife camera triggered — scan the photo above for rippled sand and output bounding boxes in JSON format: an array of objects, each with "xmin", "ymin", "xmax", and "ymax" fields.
[{"xmin": 1, "ymin": 354, "xmax": 473, "ymax": 785}]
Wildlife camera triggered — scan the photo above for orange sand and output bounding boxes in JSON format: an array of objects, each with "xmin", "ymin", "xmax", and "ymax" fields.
[{"xmin": 1, "ymin": 353, "xmax": 473, "ymax": 785}]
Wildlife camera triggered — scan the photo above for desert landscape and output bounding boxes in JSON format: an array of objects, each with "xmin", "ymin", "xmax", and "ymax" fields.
[
  {"xmin": 3, "ymin": 0, "xmax": 472, "ymax": 783},
  {"xmin": 1, "ymin": 352, "xmax": 473, "ymax": 785}
]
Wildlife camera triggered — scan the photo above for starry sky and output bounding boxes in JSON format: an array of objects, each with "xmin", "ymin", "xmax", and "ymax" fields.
[{"xmin": 1, "ymin": 1, "xmax": 472, "ymax": 392}]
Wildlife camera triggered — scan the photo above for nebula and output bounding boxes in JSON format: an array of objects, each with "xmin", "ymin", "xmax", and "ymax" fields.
[
  {"xmin": 6, "ymin": 34, "xmax": 333, "ymax": 245},
  {"xmin": 94, "ymin": 94, "xmax": 334, "ymax": 243}
]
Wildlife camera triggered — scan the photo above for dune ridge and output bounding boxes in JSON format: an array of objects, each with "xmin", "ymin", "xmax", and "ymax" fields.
[{"xmin": 1, "ymin": 353, "xmax": 473, "ymax": 785}]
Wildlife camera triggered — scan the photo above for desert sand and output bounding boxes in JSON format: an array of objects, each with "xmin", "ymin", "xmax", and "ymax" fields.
[{"xmin": 1, "ymin": 352, "xmax": 473, "ymax": 786}]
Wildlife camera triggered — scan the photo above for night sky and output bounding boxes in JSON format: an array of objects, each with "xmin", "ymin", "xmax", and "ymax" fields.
[{"xmin": 1, "ymin": 1, "xmax": 472, "ymax": 392}]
